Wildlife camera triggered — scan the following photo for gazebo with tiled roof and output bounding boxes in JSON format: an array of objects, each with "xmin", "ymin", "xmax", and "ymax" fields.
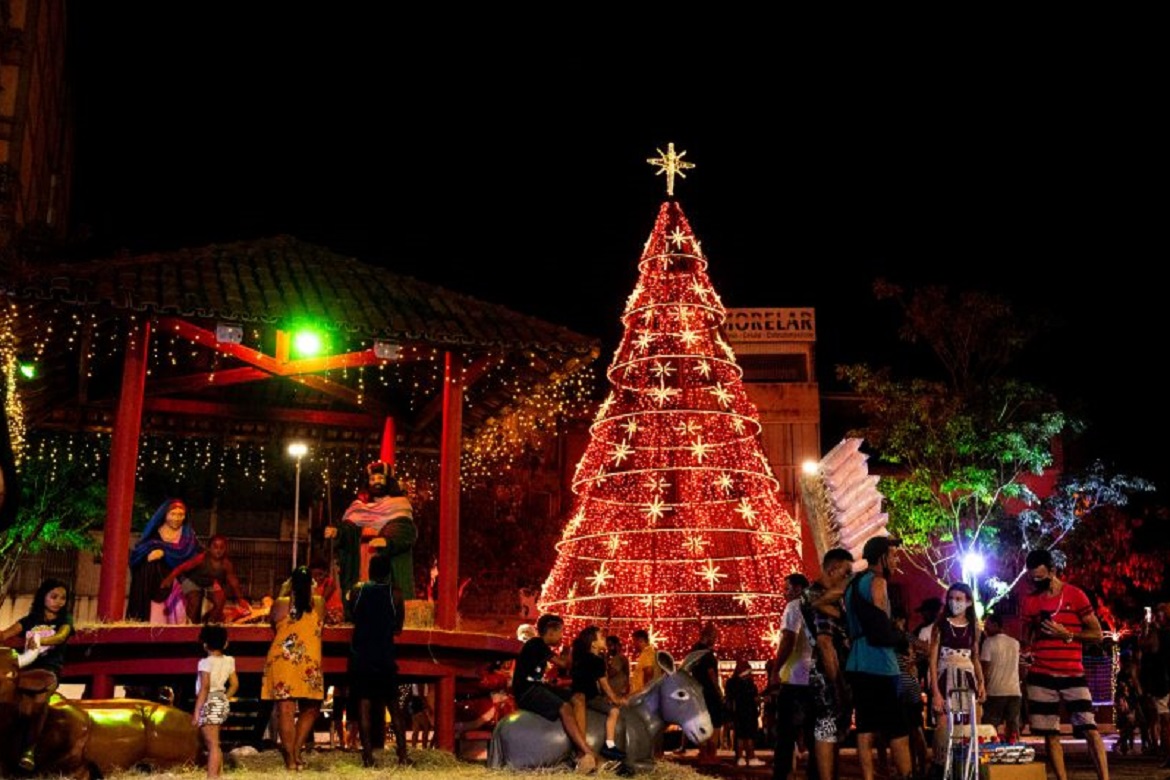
[{"xmin": 1, "ymin": 235, "xmax": 600, "ymax": 748}]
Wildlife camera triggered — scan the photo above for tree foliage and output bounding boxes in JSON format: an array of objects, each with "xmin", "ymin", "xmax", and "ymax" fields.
[
  {"xmin": 838, "ymin": 280, "xmax": 1152, "ymax": 609},
  {"xmin": 0, "ymin": 458, "xmax": 105, "ymax": 608},
  {"xmin": 1048, "ymin": 464, "xmax": 1159, "ymax": 627}
]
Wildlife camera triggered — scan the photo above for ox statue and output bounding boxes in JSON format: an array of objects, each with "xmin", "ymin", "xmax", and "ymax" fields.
[
  {"xmin": 488, "ymin": 649, "xmax": 713, "ymax": 775},
  {"xmin": 0, "ymin": 648, "xmax": 200, "ymax": 778}
]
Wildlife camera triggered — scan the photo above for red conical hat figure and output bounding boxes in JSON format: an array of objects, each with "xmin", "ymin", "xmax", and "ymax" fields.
[{"xmin": 540, "ymin": 146, "xmax": 801, "ymax": 659}]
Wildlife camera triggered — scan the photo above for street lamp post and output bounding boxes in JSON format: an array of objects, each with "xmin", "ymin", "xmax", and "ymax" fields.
[
  {"xmin": 961, "ymin": 549, "xmax": 986, "ymax": 617},
  {"xmin": 288, "ymin": 442, "xmax": 308, "ymax": 569}
]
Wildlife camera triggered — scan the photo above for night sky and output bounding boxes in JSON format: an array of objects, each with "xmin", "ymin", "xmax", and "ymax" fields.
[{"xmin": 63, "ymin": 9, "xmax": 1165, "ymax": 491}]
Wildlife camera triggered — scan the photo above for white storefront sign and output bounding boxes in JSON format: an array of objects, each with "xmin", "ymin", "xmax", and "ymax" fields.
[{"xmin": 723, "ymin": 308, "xmax": 816, "ymax": 343}]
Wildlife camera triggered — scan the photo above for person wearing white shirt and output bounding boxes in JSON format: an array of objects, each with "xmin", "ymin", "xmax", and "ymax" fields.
[
  {"xmin": 980, "ymin": 613, "xmax": 1022, "ymax": 743},
  {"xmin": 770, "ymin": 572, "xmax": 813, "ymax": 779}
]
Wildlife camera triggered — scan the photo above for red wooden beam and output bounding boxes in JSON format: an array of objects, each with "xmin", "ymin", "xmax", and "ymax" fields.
[
  {"xmin": 159, "ymin": 317, "xmax": 391, "ymax": 375},
  {"xmin": 145, "ymin": 398, "xmax": 382, "ymax": 429}
]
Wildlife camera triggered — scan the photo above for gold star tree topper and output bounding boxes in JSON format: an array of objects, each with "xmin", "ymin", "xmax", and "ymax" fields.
[{"xmin": 647, "ymin": 142, "xmax": 695, "ymax": 197}]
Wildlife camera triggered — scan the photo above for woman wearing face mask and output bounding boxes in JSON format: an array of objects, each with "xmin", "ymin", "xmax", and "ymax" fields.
[{"xmin": 927, "ymin": 582, "xmax": 985, "ymax": 779}]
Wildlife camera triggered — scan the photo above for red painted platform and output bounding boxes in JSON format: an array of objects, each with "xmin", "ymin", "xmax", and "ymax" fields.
[
  {"xmin": 7, "ymin": 622, "xmax": 521, "ymax": 752},
  {"xmin": 57, "ymin": 624, "xmax": 520, "ymax": 687}
]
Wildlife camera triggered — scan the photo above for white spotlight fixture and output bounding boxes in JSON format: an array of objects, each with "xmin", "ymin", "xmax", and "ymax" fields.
[
  {"xmin": 215, "ymin": 323, "xmax": 244, "ymax": 344},
  {"xmin": 373, "ymin": 339, "xmax": 400, "ymax": 361}
]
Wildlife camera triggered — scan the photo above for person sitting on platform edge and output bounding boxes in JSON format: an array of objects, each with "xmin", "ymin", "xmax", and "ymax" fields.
[
  {"xmin": 325, "ymin": 461, "xmax": 417, "ymax": 607},
  {"xmin": 512, "ymin": 613, "xmax": 597, "ymax": 773},
  {"xmin": 0, "ymin": 577, "xmax": 74, "ymax": 771}
]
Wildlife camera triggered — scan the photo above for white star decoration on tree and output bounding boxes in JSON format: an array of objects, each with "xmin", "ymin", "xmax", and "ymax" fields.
[
  {"xmin": 734, "ymin": 592, "xmax": 757, "ymax": 608},
  {"xmin": 732, "ymin": 417, "xmax": 746, "ymax": 435},
  {"xmin": 646, "ymin": 142, "xmax": 694, "ymax": 196},
  {"xmin": 764, "ymin": 622, "xmax": 782, "ymax": 648},
  {"xmin": 683, "ymin": 533, "xmax": 709, "ymax": 555},
  {"xmin": 697, "ymin": 559, "xmax": 727, "ymax": 590},
  {"xmin": 650, "ymin": 360, "xmax": 676, "ymax": 380},
  {"xmin": 669, "ymin": 227, "xmax": 689, "ymax": 248},
  {"xmin": 708, "ymin": 383, "xmax": 734, "ymax": 408},
  {"xmin": 638, "ymin": 594, "xmax": 666, "ymax": 609},
  {"xmin": 648, "ymin": 384, "xmax": 681, "ymax": 407},
  {"xmin": 735, "ymin": 498, "xmax": 758, "ymax": 527},
  {"xmin": 635, "ymin": 332, "xmax": 655, "ymax": 352},
  {"xmin": 716, "ymin": 472, "xmax": 734, "ymax": 492},
  {"xmin": 588, "ymin": 562, "xmax": 614, "ymax": 594},
  {"xmin": 679, "ymin": 328, "xmax": 700, "ymax": 347},
  {"xmin": 689, "ymin": 436, "xmax": 712, "ymax": 463},
  {"xmin": 607, "ymin": 534, "xmax": 623, "ymax": 555},
  {"xmin": 609, "ymin": 441, "xmax": 634, "ymax": 466},
  {"xmin": 644, "ymin": 473, "xmax": 671, "ymax": 494},
  {"xmin": 648, "ymin": 628, "xmax": 666, "ymax": 647},
  {"xmin": 627, "ymin": 282, "xmax": 644, "ymax": 308},
  {"xmin": 564, "ymin": 508, "xmax": 586, "ymax": 537},
  {"xmin": 621, "ymin": 418, "xmax": 639, "ymax": 436},
  {"xmin": 596, "ymin": 393, "xmax": 615, "ymax": 420},
  {"xmin": 674, "ymin": 419, "xmax": 701, "ymax": 436},
  {"xmin": 644, "ymin": 497, "xmax": 669, "ymax": 524},
  {"xmin": 695, "ymin": 359, "xmax": 712, "ymax": 378}
]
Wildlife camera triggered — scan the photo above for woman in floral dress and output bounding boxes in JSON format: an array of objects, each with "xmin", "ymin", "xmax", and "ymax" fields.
[{"xmin": 261, "ymin": 565, "xmax": 326, "ymax": 770}]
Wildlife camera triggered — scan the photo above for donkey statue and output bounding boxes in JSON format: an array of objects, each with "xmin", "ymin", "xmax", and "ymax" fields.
[
  {"xmin": 0, "ymin": 648, "xmax": 200, "ymax": 778},
  {"xmin": 488, "ymin": 648, "xmax": 713, "ymax": 774}
]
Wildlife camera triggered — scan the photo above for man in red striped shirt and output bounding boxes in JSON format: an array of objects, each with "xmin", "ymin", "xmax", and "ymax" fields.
[{"xmin": 1020, "ymin": 548, "xmax": 1109, "ymax": 780}]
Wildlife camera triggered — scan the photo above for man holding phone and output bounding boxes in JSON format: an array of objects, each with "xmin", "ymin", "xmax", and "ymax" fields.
[{"xmin": 1020, "ymin": 549, "xmax": 1108, "ymax": 780}]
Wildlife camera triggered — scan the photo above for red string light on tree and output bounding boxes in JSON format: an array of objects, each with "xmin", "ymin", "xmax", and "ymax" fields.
[{"xmin": 540, "ymin": 148, "xmax": 801, "ymax": 659}]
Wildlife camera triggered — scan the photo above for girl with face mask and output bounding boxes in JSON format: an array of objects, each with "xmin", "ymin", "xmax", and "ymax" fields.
[{"xmin": 927, "ymin": 582, "xmax": 986, "ymax": 778}]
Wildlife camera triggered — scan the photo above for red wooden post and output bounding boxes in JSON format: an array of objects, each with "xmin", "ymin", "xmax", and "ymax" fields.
[
  {"xmin": 434, "ymin": 351, "xmax": 463, "ymax": 750},
  {"xmin": 94, "ymin": 319, "xmax": 151, "ymax": 697}
]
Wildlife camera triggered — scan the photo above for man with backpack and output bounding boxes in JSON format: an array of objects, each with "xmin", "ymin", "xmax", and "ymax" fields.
[
  {"xmin": 844, "ymin": 535, "xmax": 913, "ymax": 780},
  {"xmin": 794, "ymin": 547, "xmax": 855, "ymax": 780}
]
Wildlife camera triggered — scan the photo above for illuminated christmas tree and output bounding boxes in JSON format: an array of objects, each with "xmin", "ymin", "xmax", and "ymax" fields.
[{"xmin": 539, "ymin": 145, "xmax": 802, "ymax": 659}]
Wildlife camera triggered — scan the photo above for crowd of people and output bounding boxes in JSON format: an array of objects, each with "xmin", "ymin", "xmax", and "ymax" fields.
[
  {"xmin": 758, "ymin": 539, "xmax": 1170, "ymax": 780},
  {"xmin": 7, "ymin": 499, "xmax": 1170, "ymax": 779}
]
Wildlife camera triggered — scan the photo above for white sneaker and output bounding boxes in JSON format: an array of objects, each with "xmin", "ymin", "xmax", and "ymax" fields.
[
  {"xmin": 747, "ymin": 757, "xmax": 766, "ymax": 766},
  {"xmin": 736, "ymin": 757, "xmax": 747, "ymax": 766}
]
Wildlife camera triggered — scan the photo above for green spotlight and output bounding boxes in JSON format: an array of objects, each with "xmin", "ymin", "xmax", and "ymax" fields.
[
  {"xmin": 18, "ymin": 360, "xmax": 37, "ymax": 380},
  {"xmin": 293, "ymin": 328, "xmax": 323, "ymax": 357}
]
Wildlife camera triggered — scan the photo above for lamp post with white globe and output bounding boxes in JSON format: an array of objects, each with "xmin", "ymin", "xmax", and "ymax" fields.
[
  {"xmin": 288, "ymin": 442, "xmax": 308, "ymax": 569},
  {"xmin": 961, "ymin": 549, "xmax": 986, "ymax": 617}
]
